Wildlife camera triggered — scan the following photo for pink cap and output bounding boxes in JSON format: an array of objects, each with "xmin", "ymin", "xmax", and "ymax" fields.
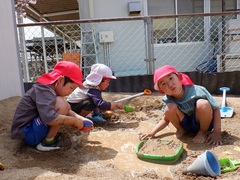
[
  {"xmin": 154, "ymin": 65, "xmax": 194, "ymax": 93},
  {"xmin": 37, "ymin": 61, "xmax": 83, "ymax": 86}
]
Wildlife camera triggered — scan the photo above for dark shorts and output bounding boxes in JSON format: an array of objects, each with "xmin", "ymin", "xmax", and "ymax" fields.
[
  {"xmin": 180, "ymin": 113, "xmax": 214, "ymax": 133},
  {"xmin": 69, "ymin": 98, "xmax": 96, "ymax": 114},
  {"xmin": 22, "ymin": 116, "xmax": 49, "ymax": 146}
]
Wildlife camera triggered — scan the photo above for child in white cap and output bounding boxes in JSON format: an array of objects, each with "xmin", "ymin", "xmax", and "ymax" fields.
[
  {"xmin": 67, "ymin": 63, "xmax": 124, "ymax": 122},
  {"xmin": 139, "ymin": 65, "xmax": 222, "ymax": 146}
]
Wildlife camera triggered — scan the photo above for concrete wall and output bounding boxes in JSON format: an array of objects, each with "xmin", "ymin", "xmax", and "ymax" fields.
[
  {"xmin": 25, "ymin": 71, "xmax": 240, "ymax": 95},
  {"xmin": 78, "ymin": 0, "xmax": 236, "ymax": 19},
  {"xmin": 154, "ymin": 42, "xmax": 214, "ymax": 72},
  {"xmin": 0, "ymin": 0, "xmax": 24, "ymax": 100},
  {"xmin": 78, "ymin": 0, "xmax": 145, "ymax": 19},
  {"xmin": 94, "ymin": 20, "xmax": 146, "ymax": 76},
  {"xmin": 78, "ymin": 0, "xmax": 147, "ymax": 76},
  {"xmin": 108, "ymin": 71, "xmax": 240, "ymax": 95}
]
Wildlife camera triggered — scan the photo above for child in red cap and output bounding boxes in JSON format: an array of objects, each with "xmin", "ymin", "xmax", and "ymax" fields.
[
  {"xmin": 139, "ymin": 65, "xmax": 222, "ymax": 146},
  {"xmin": 11, "ymin": 61, "xmax": 93, "ymax": 151}
]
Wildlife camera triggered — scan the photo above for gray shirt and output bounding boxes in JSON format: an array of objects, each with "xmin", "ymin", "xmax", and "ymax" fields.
[{"xmin": 11, "ymin": 84, "xmax": 59, "ymax": 140}]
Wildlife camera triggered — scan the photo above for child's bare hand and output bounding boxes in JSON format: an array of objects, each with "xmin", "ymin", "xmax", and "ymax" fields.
[
  {"xmin": 72, "ymin": 119, "xmax": 83, "ymax": 130},
  {"xmin": 116, "ymin": 103, "xmax": 124, "ymax": 109},
  {"xmin": 138, "ymin": 132, "xmax": 153, "ymax": 141},
  {"xmin": 111, "ymin": 102, "xmax": 124, "ymax": 110},
  {"xmin": 206, "ymin": 132, "xmax": 222, "ymax": 146},
  {"xmin": 73, "ymin": 118, "xmax": 93, "ymax": 131}
]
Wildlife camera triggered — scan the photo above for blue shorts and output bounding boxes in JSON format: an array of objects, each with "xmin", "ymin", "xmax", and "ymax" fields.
[
  {"xmin": 22, "ymin": 116, "xmax": 49, "ymax": 146},
  {"xmin": 180, "ymin": 113, "xmax": 213, "ymax": 133}
]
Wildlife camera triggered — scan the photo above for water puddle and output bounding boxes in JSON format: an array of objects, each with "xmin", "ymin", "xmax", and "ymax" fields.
[{"xmin": 84, "ymin": 121, "xmax": 180, "ymax": 177}]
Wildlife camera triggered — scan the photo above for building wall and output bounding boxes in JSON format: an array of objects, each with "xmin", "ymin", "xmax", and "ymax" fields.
[
  {"xmin": 0, "ymin": 0, "xmax": 24, "ymax": 100},
  {"xmin": 94, "ymin": 20, "xmax": 146, "ymax": 76},
  {"xmin": 78, "ymin": 0, "xmax": 236, "ymax": 19},
  {"xmin": 78, "ymin": 0, "xmax": 145, "ymax": 19},
  {"xmin": 78, "ymin": 0, "xmax": 147, "ymax": 76},
  {"xmin": 154, "ymin": 42, "xmax": 213, "ymax": 72},
  {"xmin": 77, "ymin": 0, "xmax": 238, "ymax": 76}
]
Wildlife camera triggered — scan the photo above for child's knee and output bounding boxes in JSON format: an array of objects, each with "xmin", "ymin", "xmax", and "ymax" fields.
[
  {"xmin": 55, "ymin": 97, "xmax": 71, "ymax": 115},
  {"xmin": 196, "ymin": 99, "xmax": 212, "ymax": 112},
  {"xmin": 165, "ymin": 103, "xmax": 184, "ymax": 121},
  {"xmin": 165, "ymin": 103, "xmax": 178, "ymax": 114}
]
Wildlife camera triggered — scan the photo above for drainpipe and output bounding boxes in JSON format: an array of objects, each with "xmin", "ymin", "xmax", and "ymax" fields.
[
  {"xmin": 144, "ymin": 16, "xmax": 155, "ymax": 75},
  {"xmin": 17, "ymin": 8, "xmax": 30, "ymax": 82},
  {"xmin": 238, "ymin": 0, "xmax": 240, "ymax": 19},
  {"xmin": 89, "ymin": 0, "xmax": 94, "ymax": 19},
  {"xmin": 54, "ymin": 29, "xmax": 59, "ymax": 62},
  {"xmin": 204, "ymin": 0, "xmax": 211, "ymax": 44},
  {"xmin": 143, "ymin": 0, "xmax": 148, "ymax": 16},
  {"xmin": 143, "ymin": 0, "xmax": 155, "ymax": 74},
  {"xmin": 175, "ymin": 0, "xmax": 179, "ymax": 44},
  {"xmin": 221, "ymin": 0, "xmax": 226, "ymax": 72},
  {"xmin": 41, "ymin": 26, "xmax": 48, "ymax": 73}
]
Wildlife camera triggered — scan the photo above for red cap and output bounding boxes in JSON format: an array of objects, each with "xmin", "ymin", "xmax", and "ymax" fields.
[
  {"xmin": 154, "ymin": 65, "xmax": 194, "ymax": 93},
  {"xmin": 37, "ymin": 61, "xmax": 83, "ymax": 86}
]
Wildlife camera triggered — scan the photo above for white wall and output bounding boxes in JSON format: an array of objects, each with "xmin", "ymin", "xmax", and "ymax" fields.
[
  {"xmin": 78, "ymin": 0, "xmax": 144, "ymax": 19},
  {"xmin": 94, "ymin": 21, "xmax": 146, "ymax": 76},
  {"xmin": 77, "ymin": 0, "xmax": 233, "ymax": 76},
  {"xmin": 78, "ymin": 0, "xmax": 147, "ymax": 75},
  {"xmin": 0, "ymin": 0, "xmax": 24, "ymax": 100},
  {"xmin": 154, "ymin": 42, "xmax": 214, "ymax": 72}
]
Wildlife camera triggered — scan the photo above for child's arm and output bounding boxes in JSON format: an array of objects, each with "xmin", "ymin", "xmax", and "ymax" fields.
[
  {"xmin": 48, "ymin": 110, "xmax": 93, "ymax": 130},
  {"xmin": 206, "ymin": 108, "xmax": 222, "ymax": 146},
  {"xmin": 68, "ymin": 110, "xmax": 93, "ymax": 130},
  {"xmin": 139, "ymin": 117, "xmax": 169, "ymax": 140}
]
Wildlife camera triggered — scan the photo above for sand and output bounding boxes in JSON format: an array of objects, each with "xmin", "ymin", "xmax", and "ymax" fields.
[{"xmin": 0, "ymin": 92, "xmax": 240, "ymax": 180}]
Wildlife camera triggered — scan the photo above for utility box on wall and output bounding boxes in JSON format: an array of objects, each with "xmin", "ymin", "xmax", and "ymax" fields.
[
  {"xmin": 128, "ymin": 2, "xmax": 141, "ymax": 15},
  {"xmin": 99, "ymin": 31, "xmax": 114, "ymax": 43}
]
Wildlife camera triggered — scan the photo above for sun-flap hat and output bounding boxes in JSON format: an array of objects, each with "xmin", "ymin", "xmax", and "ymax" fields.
[
  {"xmin": 84, "ymin": 63, "xmax": 116, "ymax": 86},
  {"xmin": 37, "ymin": 61, "xmax": 83, "ymax": 86},
  {"xmin": 154, "ymin": 65, "xmax": 194, "ymax": 93}
]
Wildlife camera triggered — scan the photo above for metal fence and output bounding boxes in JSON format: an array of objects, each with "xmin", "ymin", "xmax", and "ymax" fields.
[{"xmin": 17, "ymin": 11, "xmax": 240, "ymax": 82}]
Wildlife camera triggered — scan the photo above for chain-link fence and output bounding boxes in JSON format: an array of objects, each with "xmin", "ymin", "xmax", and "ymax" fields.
[{"xmin": 17, "ymin": 11, "xmax": 240, "ymax": 82}]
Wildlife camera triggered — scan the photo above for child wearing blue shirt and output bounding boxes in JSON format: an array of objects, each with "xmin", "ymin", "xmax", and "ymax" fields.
[{"xmin": 139, "ymin": 65, "xmax": 222, "ymax": 146}]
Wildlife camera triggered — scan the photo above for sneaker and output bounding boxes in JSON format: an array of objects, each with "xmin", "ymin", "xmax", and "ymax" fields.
[
  {"xmin": 92, "ymin": 109, "xmax": 102, "ymax": 117},
  {"xmin": 36, "ymin": 133, "xmax": 63, "ymax": 151},
  {"xmin": 87, "ymin": 115, "xmax": 107, "ymax": 123}
]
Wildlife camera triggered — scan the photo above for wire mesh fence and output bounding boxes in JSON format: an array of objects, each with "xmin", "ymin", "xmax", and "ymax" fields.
[
  {"xmin": 153, "ymin": 13, "xmax": 240, "ymax": 73},
  {"xmin": 17, "ymin": 12, "xmax": 240, "ymax": 82}
]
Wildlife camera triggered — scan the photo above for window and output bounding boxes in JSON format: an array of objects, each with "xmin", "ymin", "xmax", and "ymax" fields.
[
  {"xmin": 150, "ymin": 0, "xmax": 204, "ymax": 43},
  {"xmin": 150, "ymin": 0, "xmax": 237, "ymax": 44}
]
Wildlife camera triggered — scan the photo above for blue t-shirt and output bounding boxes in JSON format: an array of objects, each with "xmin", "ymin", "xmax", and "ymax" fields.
[{"xmin": 162, "ymin": 85, "xmax": 219, "ymax": 116}]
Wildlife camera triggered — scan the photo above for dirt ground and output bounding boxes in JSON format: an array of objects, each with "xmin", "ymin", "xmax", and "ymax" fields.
[{"xmin": 1, "ymin": 92, "xmax": 240, "ymax": 180}]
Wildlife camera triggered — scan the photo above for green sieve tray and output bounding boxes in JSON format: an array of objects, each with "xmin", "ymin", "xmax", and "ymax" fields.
[
  {"xmin": 135, "ymin": 139, "xmax": 183, "ymax": 164},
  {"xmin": 219, "ymin": 158, "xmax": 240, "ymax": 173}
]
